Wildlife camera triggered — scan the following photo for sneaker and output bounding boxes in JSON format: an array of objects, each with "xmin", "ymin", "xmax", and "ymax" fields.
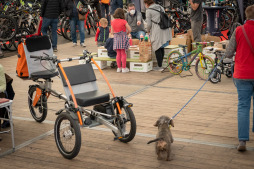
[
  {"xmin": 73, "ymin": 43, "xmax": 77, "ymax": 47},
  {"xmin": 117, "ymin": 68, "xmax": 122, "ymax": 73},
  {"xmin": 81, "ymin": 43, "xmax": 86, "ymax": 47},
  {"xmin": 122, "ymin": 68, "xmax": 129, "ymax": 73},
  {"xmin": 237, "ymin": 141, "xmax": 246, "ymax": 151},
  {"xmin": 153, "ymin": 66, "xmax": 163, "ymax": 71},
  {"xmin": 53, "ymin": 47, "xmax": 58, "ymax": 52}
]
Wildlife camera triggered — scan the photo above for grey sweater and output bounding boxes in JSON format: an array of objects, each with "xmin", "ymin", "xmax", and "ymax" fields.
[{"xmin": 125, "ymin": 11, "xmax": 145, "ymax": 33}]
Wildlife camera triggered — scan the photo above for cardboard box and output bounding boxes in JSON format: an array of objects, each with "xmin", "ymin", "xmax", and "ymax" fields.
[
  {"xmin": 170, "ymin": 37, "xmax": 187, "ymax": 46},
  {"xmin": 132, "ymin": 39, "xmax": 140, "ymax": 45},
  {"xmin": 130, "ymin": 61, "xmax": 153, "ymax": 72},
  {"xmin": 98, "ymin": 46, "xmax": 109, "ymax": 58}
]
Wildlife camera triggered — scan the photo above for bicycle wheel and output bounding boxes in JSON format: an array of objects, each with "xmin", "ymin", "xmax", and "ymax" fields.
[
  {"xmin": 88, "ymin": 15, "xmax": 97, "ymax": 34},
  {"xmin": 113, "ymin": 101, "xmax": 136, "ymax": 143},
  {"xmin": 195, "ymin": 55, "xmax": 214, "ymax": 80},
  {"xmin": 167, "ymin": 50, "xmax": 183, "ymax": 75},
  {"xmin": 28, "ymin": 85, "xmax": 48, "ymax": 123},
  {"xmin": 63, "ymin": 19, "xmax": 72, "ymax": 41},
  {"xmin": 209, "ymin": 68, "xmax": 221, "ymax": 84},
  {"xmin": 55, "ymin": 112, "xmax": 81, "ymax": 159},
  {"xmin": 0, "ymin": 15, "xmax": 17, "ymax": 41}
]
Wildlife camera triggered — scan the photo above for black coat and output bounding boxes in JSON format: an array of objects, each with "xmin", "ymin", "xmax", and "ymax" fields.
[
  {"xmin": 64, "ymin": 0, "xmax": 86, "ymax": 18},
  {"xmin": 41, "ymin": 0, "xmax": 64, "ymax": 19}
]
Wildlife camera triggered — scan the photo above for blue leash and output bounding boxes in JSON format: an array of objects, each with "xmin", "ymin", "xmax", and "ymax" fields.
[{"xmin": 171, "ymin": 54, "xmax": 225, "ymax": 120}]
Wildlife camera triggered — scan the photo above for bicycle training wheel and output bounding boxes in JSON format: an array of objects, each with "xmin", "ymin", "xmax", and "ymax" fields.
[
  {"xmin": 113, "ymin": 102, "xmax": 136, "ymax": 143},
  {"xmin": 195, "ymin": 55, "xmax": 214, "ymax": 80},
  {"xmin": 28, "ymin": 85, "xmax": 48, "ymax": 123},
  {"xmin": 167, "ymin": 51, "xmax": 183, "ymax": 75},
  {"xmin": 54, "ymin": 112, "xmax": 81, "ymax": 159}
]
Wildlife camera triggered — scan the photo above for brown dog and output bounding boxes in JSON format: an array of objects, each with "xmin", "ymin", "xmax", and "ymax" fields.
[{"xmin": 147, "ymin": 116, "xmax": 174, "ymax": 161}]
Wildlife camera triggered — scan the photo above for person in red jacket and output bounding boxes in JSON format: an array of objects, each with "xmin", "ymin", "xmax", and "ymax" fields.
[
  {"xmin": 95, "ymin": 18, "xmax": 110, "ymax": 47},
  {"xmin": 225, "ymin": 5, "xmax": 254, "ymax": 151}
]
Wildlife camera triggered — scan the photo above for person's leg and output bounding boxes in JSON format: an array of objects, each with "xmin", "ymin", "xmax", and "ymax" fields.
[
  {"xmin": 78, "ymin": 20, "xmax": 85, "ymax": 44},
  {"xmin": 101, "ymin": 3, "xmax": 106, "ymax": 18},
  {"xmin": 95, "ymin": 2, "xmax": 102, "ymax": 19},
  {"xmin": 235, "ymin": 79, "xmax": 253, "ymax": 141},
  {"xmin": 51, "ymin": 18, "xmax": 58, "ymax": 49},
  {"xmin": 155, "ymin": 48, "xmax": 163, "ymax": 67},
  {"xmin": 191, "ymin": 20, "xmax": 202, "ymax": 42},
  {"xmin": 136, "ymin": 31, "xmax": 146, "ymax": 39},
  {"xmin": 121, "ymin": 49, "xmax": 127, "ymax": 68},
  {"xmin": 105, "ymin": 4, "xmax": 111, "ymax": 26},
  {"xmin": 130, "ymin": 32, "xmax": 137, "ymax": 39},
  {"xmin": 116, "ymin": 49, "xmax": 122, "ymax": 68},
  {"xmin": 70, "ymin": 18, "xmax": 77, "ymax": 44},
  {"xmin": 41, "ymin": 17, "xmax": 51, "ymax": 36}
]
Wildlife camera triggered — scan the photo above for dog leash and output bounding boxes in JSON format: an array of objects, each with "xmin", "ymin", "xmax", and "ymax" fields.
[{"xmin": 171, "ymin": 53, "xmax": 226, "ymax": 120}]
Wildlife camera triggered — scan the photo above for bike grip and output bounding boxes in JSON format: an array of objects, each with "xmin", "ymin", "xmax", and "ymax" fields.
[{"xmin": 30, "ymin": 55, "xmax": 41, "ymax": 59}]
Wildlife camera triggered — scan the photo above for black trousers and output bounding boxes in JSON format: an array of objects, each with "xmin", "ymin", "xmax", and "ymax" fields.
[{"xmin": 155, "ymin": 48, "xmax": 164, "ymax": 67}]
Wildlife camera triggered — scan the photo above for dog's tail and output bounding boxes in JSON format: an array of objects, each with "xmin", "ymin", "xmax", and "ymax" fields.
[{"xmin": 147, "ymin": 138, "xmax": 163, "ymax": 144}]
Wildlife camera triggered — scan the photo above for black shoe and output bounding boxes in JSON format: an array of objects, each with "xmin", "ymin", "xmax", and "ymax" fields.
[
  {"xmin": 53, "ymin": 47, "xmax": 58, "ymax": 52},
  {"xmin": 1, "ymin": 121, "xmax": 10, "ymax": 128}
]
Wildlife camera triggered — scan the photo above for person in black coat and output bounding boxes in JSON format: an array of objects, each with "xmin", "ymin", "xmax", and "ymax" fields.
[{"xmin": 41, "ymin": 0, "xmax": 64, "ymax": 52}]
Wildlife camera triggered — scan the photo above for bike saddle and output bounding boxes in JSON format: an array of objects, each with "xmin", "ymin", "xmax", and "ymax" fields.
[{"xmin": 30, "ymin": 70, "xmax": 59, "ymax": 80}]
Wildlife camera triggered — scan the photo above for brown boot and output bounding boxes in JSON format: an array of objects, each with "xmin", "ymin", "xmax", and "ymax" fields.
[{"xmin": 237, "ymin": 141, "xmax": 246, "ymax": 151}]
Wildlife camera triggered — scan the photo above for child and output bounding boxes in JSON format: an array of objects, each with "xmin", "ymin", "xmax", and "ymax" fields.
[
  {"xmin": 95, "ymin": 18, "xmax": 110, "ymax": 47},
  {"xmin": 111, "ymin": 8, "xmax": 132, "ymax": 73}
]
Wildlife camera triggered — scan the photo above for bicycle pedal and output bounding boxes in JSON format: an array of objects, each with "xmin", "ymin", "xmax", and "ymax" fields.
[{"xmin": 113, "ymin": 136, "xmax": 123, "ymax": 141}]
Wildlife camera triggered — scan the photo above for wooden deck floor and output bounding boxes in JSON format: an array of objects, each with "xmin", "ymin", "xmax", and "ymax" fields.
[{"xmin": 0, "ymin": 38, "xmax": 254, "ymax": 169}]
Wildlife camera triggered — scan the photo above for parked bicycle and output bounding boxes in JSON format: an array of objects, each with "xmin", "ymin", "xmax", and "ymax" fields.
[
  {"xmin": 24, "ymin": 36, "xmax": 136, "ymax": 159},
  {"xmin": 164, "ymin": 42, "xmax": 215, "ymax": 80}
]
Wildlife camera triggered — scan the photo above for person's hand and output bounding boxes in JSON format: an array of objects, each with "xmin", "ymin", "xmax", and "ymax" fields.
[
  {"xmin": 96, "ymin": 41, "xmax": 98, "ymax": 45},
  {"xmin": 137, "ymin": 21, "xmax": 141, "ymax": 26}
]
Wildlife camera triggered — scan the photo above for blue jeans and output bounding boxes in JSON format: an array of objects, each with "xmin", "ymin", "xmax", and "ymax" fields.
[
  {"xmin": 130, "ymin": 31, "xmax": 145, "ymax": 39},
  {"xmin": 235, "ymin": 79, "xmax": 254, "ymax": 141},
  {"xmin": 100, "ymin": 3, "xmax": 110, "ymax": 26},
  {"xmin": 70, "ymin": 17, "xmax": 85, "ymax": 44},
  {"xmin": 41, "ymin": 17, "xmax": 58, "ymax": 48}
]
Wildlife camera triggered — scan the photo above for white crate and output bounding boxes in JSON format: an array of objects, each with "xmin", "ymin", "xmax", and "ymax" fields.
[
  {"xmin": 79, "ymin": 60, "xmax": 107, "ymax": 69},
  {"xmin": 127, "ymin": 46, "xmax": 139, "ymax": 59},
  {"xmin": 130, "ymin": 61, "xmax": 153, "ymax": 72},
  {"xmin": 162, "ymin": 58, "xmax": 168, "ymax": 68},
  {"xmin": 98, "ymin": 47, "xmax": 109, "ymax": 58}
]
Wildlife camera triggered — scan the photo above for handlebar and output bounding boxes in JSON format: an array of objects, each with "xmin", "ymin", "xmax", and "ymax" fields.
[{"xmin": 30, "ymin": 50, "xmax": 94, "ymax": 63}]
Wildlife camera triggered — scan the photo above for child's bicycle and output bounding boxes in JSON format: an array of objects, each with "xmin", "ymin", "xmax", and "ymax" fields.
[
  {"xmin": 163, "ymin": 42, "xmax": 215, "ymax": 80},
  {"xmin": 208, "ymin": 49, "xmax": 234, "ymax": 84},
  {"xmin": 28, "ymin": 50, "xmax": 136, "ymax": 159}
]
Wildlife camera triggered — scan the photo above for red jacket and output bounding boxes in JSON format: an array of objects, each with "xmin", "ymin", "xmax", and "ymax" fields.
[{"xmin": 234, "ymin": 20, "xmax": 254, "ymax": 79}]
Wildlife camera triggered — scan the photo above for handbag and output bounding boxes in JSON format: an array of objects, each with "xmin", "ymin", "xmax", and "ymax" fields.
[
  {"xmin": 73, "ymin": 0, "xmax": 86, "ymax": 21},
  {"xmin": 241, "ymin": 25, "xmax": 254, "ymax": 55}
]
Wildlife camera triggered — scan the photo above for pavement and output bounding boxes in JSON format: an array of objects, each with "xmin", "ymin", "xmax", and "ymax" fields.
[{"xmin": 0, "ymin": 34, "xmax": 253, "ymax": 168}]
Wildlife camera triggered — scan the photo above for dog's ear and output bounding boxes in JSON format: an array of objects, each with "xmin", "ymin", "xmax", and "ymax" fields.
[
  {"xmin": 169, "ymin": 119, "xmax": 174, "ymax": 127},
  {"xmin": 154, "ymin": 120, "xmax": 159, "ymax": 127}
]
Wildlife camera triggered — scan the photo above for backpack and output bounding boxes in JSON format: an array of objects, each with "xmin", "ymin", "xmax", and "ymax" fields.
[
  {"xmin": 16, "ymin": 43, "xmax": 29, "ymax": 78},
  {"xmin": 149, "ymin": 7, "xmax": 172, "ymax": 29}
]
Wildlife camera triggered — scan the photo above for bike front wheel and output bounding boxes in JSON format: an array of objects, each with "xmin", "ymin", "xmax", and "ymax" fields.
[
  {"xmin": 54, "ymin": 112, "xmax": 81, "ymax": 159},
  {"xmin": 167, "ymin": 50, "xmax": 183, "ymax": 75},
  {"xmin": 113, "ymin": 102, "xmax": 136, "ymax": 143},
  {"xmin": 195, "ymin": 55, "xmax": 214, "ymax": 80}
]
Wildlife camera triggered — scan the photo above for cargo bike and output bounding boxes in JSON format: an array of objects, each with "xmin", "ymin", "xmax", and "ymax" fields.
[{"xmin": 23, "ymin": 36, "xmax": 136, "ymax": 159}]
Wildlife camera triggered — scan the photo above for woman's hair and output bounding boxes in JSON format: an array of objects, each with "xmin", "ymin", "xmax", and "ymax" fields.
[
  {"xmin": 99, "ymin": 18, "xmax": 108, "ymax": 27},
  {"xmin": 245, "ymin": 5, "xmax": 254, "ymax": 20},
  {"xmin": 144, "ymin": 0, "xmax": 154, "ymax": 6},
  {"xmin": 113, "ymin": 8, "xmax": 125, "ymax": 19}
]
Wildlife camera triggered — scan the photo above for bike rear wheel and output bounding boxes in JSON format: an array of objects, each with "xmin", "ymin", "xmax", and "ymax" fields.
[
  {"xmin": 28, "ymin": 85, "xmax": 48, "ymax": 123},
  {"xmin": 167, "ymin": 50, "xmax": 183, "ymax": 75},
  {"xmin": 195, "ymin": 55, "xmax": 214, "ymax": 80},
  {"xmin": 0, "ymin": 15, "xmax": 17, "ymax": 41},
  {"xmin": 55, "ymin": 112, "xmax": 81, "ymax": 159}
]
